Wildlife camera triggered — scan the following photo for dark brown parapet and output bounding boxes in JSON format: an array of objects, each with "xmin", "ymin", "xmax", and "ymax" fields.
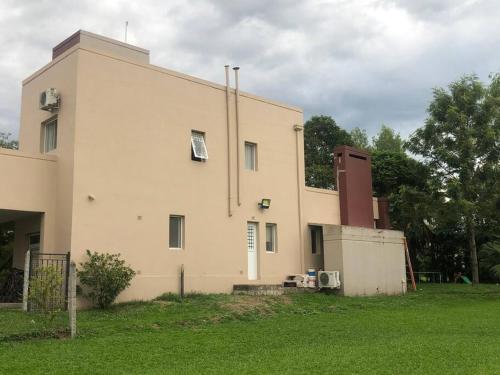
[{"xmin": 52, "ymin": 30, "xmax": 81, "ymax": 60}]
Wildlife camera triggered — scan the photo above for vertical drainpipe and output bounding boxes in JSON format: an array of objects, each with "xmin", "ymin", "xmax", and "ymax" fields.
[
  {"xmin": 294, "ymin": 124, "xmax": 304, "ymax": 273},
  {"xmin": 233, "ymin": 67, "xmax": 242, "ymax": 206},
  {"xmin": 224, "ymin": 65, "xmax": 233, "ymax": 217}
]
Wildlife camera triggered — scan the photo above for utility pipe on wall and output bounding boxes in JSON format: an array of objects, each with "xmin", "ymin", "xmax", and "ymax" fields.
[
  {"xmin": 224, "ymin": 65, "xmax": 233, "ymax": 217},
  {"xmin": 233, "ymin": 67, "xmax": 242, "ymax": 206},
  {"xmin": 294, "ymin": 124, "xmax": 305, "ymax": 273}
]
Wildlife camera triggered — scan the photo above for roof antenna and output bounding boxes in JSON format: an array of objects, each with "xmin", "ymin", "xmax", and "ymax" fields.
[{"xmin": 124, "ymin": 21, "xmax": 129, "ymax": 43}]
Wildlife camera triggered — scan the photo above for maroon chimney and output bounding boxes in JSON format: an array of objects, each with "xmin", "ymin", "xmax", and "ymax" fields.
[{"xmin": 333, "ymin": 145, "xmax": 374, "ymax": 228}]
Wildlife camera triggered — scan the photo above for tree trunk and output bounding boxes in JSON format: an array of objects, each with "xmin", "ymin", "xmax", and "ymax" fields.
[{"xmin": 466, "ymin": 216, "xmax": 479, "ymax": 284}]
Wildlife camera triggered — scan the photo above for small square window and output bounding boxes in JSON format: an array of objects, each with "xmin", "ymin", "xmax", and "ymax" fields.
[
  {"xmin": 169, "ymin": 215, "xmax": 184, "ymax": 249},
  {"xmin": 310, "ymin": 226, "xmax": 323, "ymax": 255},
  {"xmin": 245, "ymin": 142, "xmax": 257, "ymax": 170},
  {"xmin": 191, "ymin": 131, "xmax": 208, "ymax": 161},
  {"xmin": 266, "ymin": 223, "xmax": 277, "ymax": 252},
  {"xmin": 41, "ymin": 117, "xmax": 57, "ymax": 153}
]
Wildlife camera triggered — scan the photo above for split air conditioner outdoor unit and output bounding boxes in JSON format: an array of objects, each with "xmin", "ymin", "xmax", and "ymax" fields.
[
  {"xmin": 318, "ymin": 271, "xmax": 341, "ymax": 289},
  {"xmin": 39, "ymin": 88, "xmax": 60, "ymax": 112}
]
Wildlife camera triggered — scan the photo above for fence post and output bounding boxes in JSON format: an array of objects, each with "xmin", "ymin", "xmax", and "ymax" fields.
[
  {"xmin": 22, "ymin": 250, "xmax": 30, "ymax": 312},
  {"xmin": 68, "ymin": 261, "xmax": 77, "ymax": 338}
]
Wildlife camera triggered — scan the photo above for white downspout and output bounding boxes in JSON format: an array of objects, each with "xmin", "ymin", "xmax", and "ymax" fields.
[{"xmin": 233, "ymin": 67, "xmax": 242, "ymax": 206}]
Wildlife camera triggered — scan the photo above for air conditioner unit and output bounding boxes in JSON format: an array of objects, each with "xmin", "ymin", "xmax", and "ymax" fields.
[
  {"xmin": 318, "ymin": 271, "xmax": 341, "ymax": 289},
  {"xmin": 39, "ymin": 88, "xmax": 60, "ymax": 111}
]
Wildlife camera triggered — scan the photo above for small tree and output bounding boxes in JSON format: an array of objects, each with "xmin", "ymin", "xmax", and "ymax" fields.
[
  {"xmin": 28, "ymin": 265, "xmax": 64, "ymax": 327},
  {"xmin": 78, "ymin": 250, "xmax": 135, "ymax": 309}
]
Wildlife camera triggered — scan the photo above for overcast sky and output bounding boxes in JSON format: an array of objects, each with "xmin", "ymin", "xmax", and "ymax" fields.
[{"xmin": 1, "ymin": 0, "xmax": 499, "ymax": 139}]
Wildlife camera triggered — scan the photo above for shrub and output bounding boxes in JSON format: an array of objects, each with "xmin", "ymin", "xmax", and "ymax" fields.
[
  {"xmin": 78, "ymin": 250, "xmax": 135, "ymax": 309},
  {"xmin": 28, "ymin": 265, "xmax": 64, "ymax": 326}
]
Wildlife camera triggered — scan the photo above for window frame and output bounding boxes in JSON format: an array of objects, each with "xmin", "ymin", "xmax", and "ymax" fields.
[
  {"xmin": 191, "ymin": 130, "xmax": 208, "ymax": 161},
  {"xmin": 310, "ymin": 225, "xmax": 323, "ymax": 255},
  {"xmin": 265, "ymin": 223, "xmax": 277, "ymax": 253},
  {"xmin": 169, "ymin": 215, "xmax": 185, "ymax": 250},
  {"xmin": 244, "ymin": 142, "xmax": 257, "ymax": 171},
  {"xmin": 41, "ymin": 116, "xmax": 58, "ymax": 153}
]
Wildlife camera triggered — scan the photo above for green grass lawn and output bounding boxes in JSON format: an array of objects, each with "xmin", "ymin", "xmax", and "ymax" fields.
[{"xmin": 1, "ymin": 284, "xmax": 499, "ymax": 374}]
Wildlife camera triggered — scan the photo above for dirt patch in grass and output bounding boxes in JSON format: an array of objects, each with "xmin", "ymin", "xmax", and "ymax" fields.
[
  {"xmin": 0, "ymin": 328, "xmax": 70, "ymax": 343},
  {"xmin": 222, "ymin": 295, "xmax": 291, "ymax": 314}
]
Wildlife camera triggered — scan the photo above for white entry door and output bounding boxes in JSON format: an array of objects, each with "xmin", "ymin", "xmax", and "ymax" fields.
[{"xmin": 247, "ymin": 222, "xmax": 258, "ymax": 280}]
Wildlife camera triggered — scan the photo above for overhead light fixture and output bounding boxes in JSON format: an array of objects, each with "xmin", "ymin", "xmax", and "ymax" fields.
[{"xmin": 258, "ymin": 198, "xmax": 271, "ymax": 209}]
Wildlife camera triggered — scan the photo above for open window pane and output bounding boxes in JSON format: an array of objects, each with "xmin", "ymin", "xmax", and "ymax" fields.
[
  {"xmin": 169, "ymin": 215, "xmax": 184, "ymax": 249},
  {"xmin": 266, "ymin": 223, "xmax": 277, "ymax": 252},
  {"xmin": 191, "ymin": 131, "xmax": 208, "ymax": 160},
  {"xmin": 245, "ymin": 142, "xmax": 256, "ymax": 170}
]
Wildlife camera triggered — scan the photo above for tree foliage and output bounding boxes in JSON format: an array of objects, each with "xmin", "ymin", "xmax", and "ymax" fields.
[
  {"xmin": 407, "ymin": 74, "xmax": 500, "ymax": 283},
  {"xmin": 304, "ymin": 115, "xmax": 353, "ymax": 189},
  {"xmin": 479, "ymin": 239, "xmax": 500, "ymax": 281},
  {"xmin": 372, "ymin": 124, "xmax": 404, "ymax": 153},
  {"xmin": 350, "ymin": 127, "xmax": 370, "ymax": 151},
  {"xmin": 371, "ymin": 151, "xmax": 429, "ymax": 197}
]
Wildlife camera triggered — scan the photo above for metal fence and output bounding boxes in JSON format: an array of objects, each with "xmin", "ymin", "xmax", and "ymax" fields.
[{"xmin": 28, "ymin": 252, "xmax": 70, "ymax": 312}]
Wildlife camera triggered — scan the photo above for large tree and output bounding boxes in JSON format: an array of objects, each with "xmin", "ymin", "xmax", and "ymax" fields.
[
  {"xmin": 350, "ymin": 126, "xmax": 370, "ymax": 151},
  {"xmin": 407, "ymin": 74, "xmax": 500, "ymax": 284},
  {"xmin": 371, "ymin": 150, "xmax": 429, "ymax": 197},
  {"xmin": 304, "ymin": 115, "xmax": 353, "ymax": 189}
]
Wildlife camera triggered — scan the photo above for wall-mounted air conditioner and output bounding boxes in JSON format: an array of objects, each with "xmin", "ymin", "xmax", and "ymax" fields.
[
  {"xmin": 39, "ymin": 88, "xmax": 60, "ymax": 112},
  {"xmin": 318, "ymin": 271, "xmax": 341, "ymax": 289}
]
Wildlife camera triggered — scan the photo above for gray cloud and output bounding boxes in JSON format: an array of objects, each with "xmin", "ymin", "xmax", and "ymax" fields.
[{"xmin": 0, "ymin": 0, "xmax": 499, "ymax": 139}]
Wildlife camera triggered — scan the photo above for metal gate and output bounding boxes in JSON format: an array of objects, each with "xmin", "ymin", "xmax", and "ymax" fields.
[{"xmin": 28, "ymin": 252, "xmax": 70, "ymax": 312}]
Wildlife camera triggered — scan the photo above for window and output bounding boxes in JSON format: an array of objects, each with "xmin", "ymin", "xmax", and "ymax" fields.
[
  {"xmin": 169, "ymin": 215, "xmax": 184, "ymax": 249},
  {"xmin": 41, "ymin": 117, "xmax": 57, "ymax": 153},
  {"xmin": 245, "ymin": 142, "xmax": 257, "ymax": 170},
  {"xmin": 265, "ymin": 223, "xmax": 277, "ymax": 252},
  {"xmin": 310, "ymin": 226, "xmax": 323, "ymax": 255},
  {"xmin": 191, "ymin": 131, "xmax": 208, "ymax": 161}
]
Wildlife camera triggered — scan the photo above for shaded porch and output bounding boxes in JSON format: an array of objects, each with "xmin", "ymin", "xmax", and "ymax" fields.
[{"xmin": 0, "ymin": 209, "xmax": 42, "ymax": 303}]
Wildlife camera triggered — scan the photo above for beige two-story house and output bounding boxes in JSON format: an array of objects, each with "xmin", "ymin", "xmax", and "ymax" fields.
[{"xmin": 0, "ymin": 31, "xmax": 407, "ymax": 303}]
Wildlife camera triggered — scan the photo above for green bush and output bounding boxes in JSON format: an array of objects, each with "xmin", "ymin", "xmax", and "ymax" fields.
[
  {"xmin": 78, "ymin": 250, "xmax": 135, "ymax": 308},
  {"xmin": 28, "ymin": 265, "xmax": 64, "ymax": 326}
]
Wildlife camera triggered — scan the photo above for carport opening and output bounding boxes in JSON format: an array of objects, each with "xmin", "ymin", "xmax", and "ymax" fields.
[{"xmin": 0, "ymin": 209, "xmax": 42, "ymax": 303}]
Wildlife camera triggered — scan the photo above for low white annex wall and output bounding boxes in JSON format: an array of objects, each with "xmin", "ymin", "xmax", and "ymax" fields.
[{"xmin": 323, "ymin": 225, "xmax": 407, "ymax": 296}]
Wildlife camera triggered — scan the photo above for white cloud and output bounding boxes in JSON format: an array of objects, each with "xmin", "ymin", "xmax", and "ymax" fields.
[{"xmin": 0, "ymin": 0, "xmax": 499, "ymax": 139}]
